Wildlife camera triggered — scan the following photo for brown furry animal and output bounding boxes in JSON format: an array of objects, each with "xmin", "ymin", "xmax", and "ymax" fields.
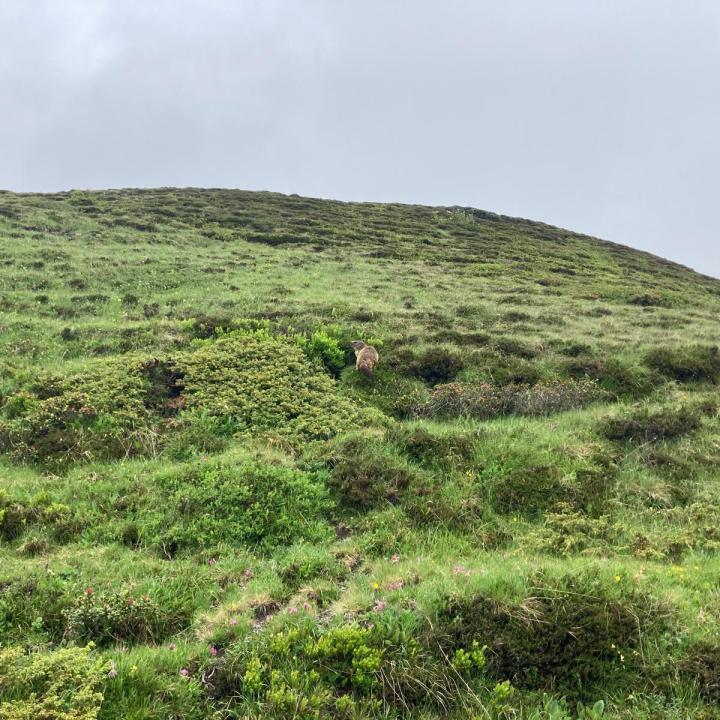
[{"xmin": 351, "ymin": 340, "xmax": 379, "ymax": 377}]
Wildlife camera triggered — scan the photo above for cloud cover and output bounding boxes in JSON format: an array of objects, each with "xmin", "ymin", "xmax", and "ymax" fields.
[{"xmin": 1, "ymin": 1, "xmax": 719, "ymax": 276}]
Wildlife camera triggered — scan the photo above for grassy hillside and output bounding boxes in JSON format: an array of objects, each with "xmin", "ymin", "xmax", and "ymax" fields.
[{"xmin": 1, "ymin": 188, "xmax": 719, "ymax": 719}]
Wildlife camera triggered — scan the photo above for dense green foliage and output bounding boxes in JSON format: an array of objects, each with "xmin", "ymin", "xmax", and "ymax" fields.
[{"xmin": 0, "ymin": 188, "xmax": 719, "ymax": 718}]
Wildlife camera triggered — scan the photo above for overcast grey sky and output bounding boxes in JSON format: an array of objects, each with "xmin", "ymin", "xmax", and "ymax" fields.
[{"xmin": 1, "ymin": 1, "xmax": 719, "ymax": 277}]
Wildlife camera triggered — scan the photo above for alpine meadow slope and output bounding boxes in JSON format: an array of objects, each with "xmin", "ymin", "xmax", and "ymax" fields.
[{"xmin": 1, "ymin": 187, "xmax": 720, "ymax": 719}]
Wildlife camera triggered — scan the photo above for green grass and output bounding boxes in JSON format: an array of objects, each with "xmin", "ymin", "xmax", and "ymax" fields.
[{"xmin": 1, "ymin": 188, "xmax": 720, "ymax": 718}]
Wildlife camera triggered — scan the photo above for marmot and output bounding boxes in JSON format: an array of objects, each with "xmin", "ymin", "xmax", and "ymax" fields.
[{"xmin": 351, "ymin": 341, "xmax": 379, "ymax": 377}]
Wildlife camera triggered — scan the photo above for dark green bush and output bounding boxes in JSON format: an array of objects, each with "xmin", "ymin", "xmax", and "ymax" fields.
[
  {"xmin": 0, "ymin": 573, "xmax": 69, "ymax": 644},
  {"xmin": 278, "ymin": 545, "xmax": 348, "ymax": 589},
  {"xmin": 431, "ymin": 329, "xmax": 490, "ymax": 346},
  {"xmin": 485, "ymin": 464, "xmax": 565, "ymax": 514},
  {"xmin": 475, "ymin": 354, "xmax": 543, "ymax": 386},
  {"xmin": 552, "ymin": 340, "xmax": 592, "ymax": 357},
  {"xmin": 681, "ymin": 641, "xmax": 720, "ymax": 701},
  {"xmin": 0, "ymin": 333, "xmax": 367, "ymax": 465},
  {"xmin": 187, "ymin": 314, "xmax": 267, "ymax": 339},
  {"xmin": 161, "ymin": 410, "xmax": 234, "ymax": 460},
  {"xmin": 435, "ymin": 572, "xmax": 671, "ymax": 693},
  {"xmin": 602, "ymin": 404, "xmax": 706, "ymax": 443},
  {"xmin": 63, "ymin": 588, "xmax": 168, "ymax": 646},
  {"xmin": 0, "ymin": 491, "xmax": 79, "ymax": 543},
  {"xmin": 386, "ymin": 425, "xmax": 478, "ymax": 468},
  {"xmin": 143, "ymin": 457, "xmax": 333, "ymax": 553},
  {"xmin": 645, "ymin": 345, "xmax": 720, "ymax": 384},
  {"xmin": 527, "ymin": 505, "xmax": 616, "ymax": 556},
  {"xmin": 342, "ymin": 366, "xmax": 428, "ymax": 419},
  {"xmin": 417, "ymin": 379, "xmax": 606, "ymax": 419},
  {"xmin": 325, "ymin": 434, "xmax": 425, "ymax": 510},
  {"xmin": 564, "ymin": 356, "xmax": 656, "ymax": 398},
  {"xmin": 494, "ymin": 337, "xmax": 538, "ymax": 359},
  {"xmin": 391, "ymin": 347, "xmax": 464, "ymax": 384},
  {"xmin": 627, "ymin": 293, "xmax": 674, "ymax": 307}
]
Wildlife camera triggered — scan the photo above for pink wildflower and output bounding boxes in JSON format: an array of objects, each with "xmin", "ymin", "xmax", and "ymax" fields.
[
  {"xmin": 373, "ymin": 600, "xmax": 387, "ymax": 612},
  {"xmin": 208, "ymin": 558, "xmax": 217, "ymax": 566},
  {"xmin": 287, "ymin": 606, "xmax": 298, "ymax": 615},
  {"xmin": 179, "ymin": 668, "xmax": 189, "ymax": 677},
  {"xmin": 303, "ymin": 602, "xmax": 311, "ymax": 611},
  {"xmin": 229, "ymin": 617, "xmax": 238, "ymax": 626},
  {"xmin": 391, "ymin": 554, "xmax": 400, "ymax": 563},
  {"xmin": 209, "ymin": 645, "xmax": 218, "ymax": 657},
  {"xmin": 453, "ymin": 564, "xmax": 470, "ymax": 576},
  {"xmin": 386, "ymin": 579, "xmax": 404, "ymax": 591}
]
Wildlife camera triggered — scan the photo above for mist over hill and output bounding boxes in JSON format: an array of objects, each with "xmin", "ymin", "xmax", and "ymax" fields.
[{"xmin": 1, "ymin": 188, "xmax": 719, "ymax": 719}]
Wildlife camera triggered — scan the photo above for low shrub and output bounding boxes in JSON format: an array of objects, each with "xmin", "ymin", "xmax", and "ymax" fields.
[
  {"xmin": 495, "ymin": 337, "xmax": 538, "ymax": 359},
  {"xmin": 475, "ymin": 437, "xmax": 615, "ymax": 516},
  {"xmin": 0, "ymin": 332, "xmax": 368, "ymax": 465},
  {"xmin": 342, "ymin": 366, "xmax": 428, "ymax": 419},
  {"xmin": 142, "ymin": 457, "xmax": 334, "ymax": 554},
  {"xmin": 391, "ymin": 347, "xmax": 464, "ymax": 384},
  {"xmin": 0, "ymin": 645, "xmax": 106, "ymax": 720},
  {"xmin": 353, "ymin": 506, "xmax": 411, "ymax": 556},
  {"xmin": 513, "ymin": 380, "xmax": 608, "ymax": 416},
  {"xmin": 176, "ymin": 333, "xmax": 363, "ymax": 441},
  {"xmin": 564, "ymin": 356, "xmax": 655, "ymax": 398},
  {"xmin": 645, "ymin": 344, "xmax": 720, "ymax": 384},
  {"xmin": 293, "ymin": 328, "xmax": 347, "ymax": 376},
  {"xmin": 484, "ymin": 464, "xmax": 566, "ymax": 515},
  {"xmin": 0, "ymin": 573, "xmax": 70, "ymax": 644},
  {"xmin": 525, "ymin": 504, "xmax": 616, "ymax": 556},
  {"xmin": 431, "ymin": 329, "xmax": 490, "ymax": 346},
  {"xmin": 552, "ymin": 341, "xmax": 592, "ymax": 358},
  {"xmin": 161, "ymin": 410, "xmax": 235, "ymax": 460},
  {"xmin": 205, "ymin": 609, "xmax": 488, "ymax": 717},
  {"xmin": 0, "ymin": 491, "xmax": 79, "ymax": 543},
  {"xmin": 681, "ymin": 641, "xmax": 720, "ymax": 701},
  {"xmin": 474, "ymin": 353, "xmax": 544, "ymax": 386},
  {"xmin": 434, "ymin": 571, "xmax": 671, "ymax": 693},
  {"xmin": 386, "ymin": 424, "xmax": 479, "ymax": 468},
  {"xmin": 319, "ymin": 428, "xmax": 483, "ymax": 529},
  {"xmin": 63, "ymin": 588, "xmax": 167, "ymax": 646},
  {"xmin": 0, "ymin": 357, "xmax": 166, "ymax": 465},
  {"xmin": 187, "ymin": 313, "xmax": 257, "ymax": 338},
  {"xmin": 627, "ymin": 293, "xmax": 674, "ymax": 307},
  {"xmin": 416, "ymin": 383, "xmax": 506, "ymax": 419},
  {"xmin": 325, "ymin": 434, "xmax": 424, "ymax": 510},
  {"xmin": 602, "ymin": 404, "xmax": 706, "ymax": 443},
  {"xmin": 278, "ymin": 544, "xmax": 348, "ymax": 590},
  {"xmin": 417, "ymin": 379, "xmax": 606, "ymax": 419}
]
